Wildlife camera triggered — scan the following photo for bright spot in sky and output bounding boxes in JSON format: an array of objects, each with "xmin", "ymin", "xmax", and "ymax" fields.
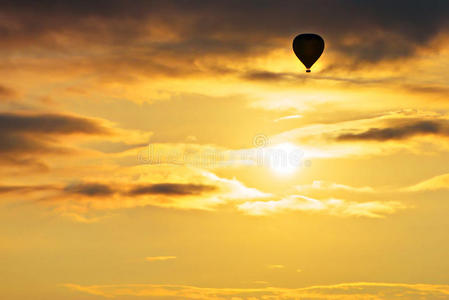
[{"xmin": 266, "ymin": 143, "xmax": 303, "ymax": 175}]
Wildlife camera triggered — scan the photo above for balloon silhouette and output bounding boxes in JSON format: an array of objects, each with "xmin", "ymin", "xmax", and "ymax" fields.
[{"xmin": 293, "ymin": 33, "xmax": 324, "ymax": 73}]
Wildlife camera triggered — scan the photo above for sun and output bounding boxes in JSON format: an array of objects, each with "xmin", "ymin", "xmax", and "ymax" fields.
[{"xmin": 265, "ymin": 143, "xmax": 303, "ymax": 175}]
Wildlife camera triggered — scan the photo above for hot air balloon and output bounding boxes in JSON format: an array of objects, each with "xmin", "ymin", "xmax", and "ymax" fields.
[{"xmin": 293, "ymin": 33, "xmax": 324, "ymax": 73}]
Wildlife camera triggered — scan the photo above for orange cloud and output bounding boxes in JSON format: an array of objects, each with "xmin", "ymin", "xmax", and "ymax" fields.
[
  {"xmin": 0, "ymin": 167, "xmax": 270, "ymax": 222},
  {"xmin": 64, "ymin": 281, "xmax": 449, "ymax": 299}
]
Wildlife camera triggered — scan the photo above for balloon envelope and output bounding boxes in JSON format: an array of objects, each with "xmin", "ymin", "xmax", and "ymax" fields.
[{"xmin": 293, "ymin": 33, "xmax": 324, "ymax": 72}]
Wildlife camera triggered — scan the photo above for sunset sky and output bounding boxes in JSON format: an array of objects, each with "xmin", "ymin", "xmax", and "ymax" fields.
[{"xmin": 1, "ymin": 1, "xmax": 449, "ymax": 299}]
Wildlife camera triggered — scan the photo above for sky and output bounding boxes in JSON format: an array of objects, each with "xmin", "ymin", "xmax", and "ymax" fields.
[{"xmin": 1, "ymin": 1, "xmax": 449, "ymax": 299}]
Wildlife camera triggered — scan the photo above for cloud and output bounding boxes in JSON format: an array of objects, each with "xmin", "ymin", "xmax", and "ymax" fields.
[
  {"xmin": 64, "ymin": 281, "xmax": 449, "ymax": 299},
  {"xmin": 0, "ymin": 161, "xmax": 274, "ymax": 222},
  {"xmin": 238, "ymin": 195, "xmax": 404, "ymax": 218},
  {"xmin": 297, "ymin": 180, "xmax": 374, "ymax": 193},
  {"xmin": 0, "ymin": 112, "xmax": 109, "ymax": 135},
  {"xmin": 145, "ymin": 256, "xmax": 176, "ymax": 262},
  {"xmin": 64, "ymin": 183, "xmax": 115, "ymax": 197},
  {"xmin": 9, "ymin": 168, "xmax": 269, "ymax": 221},
  {"xmin": 128, "ymin": 183, "xmax": 217, "ymax": 196},
  {"xmin": 273, "ymin": 115, "xmax": 302, "ymax": 123},
  {"xmin": 0, "ymin": 112, "xmax": 111, "ymax": 168},
  {"xmin": 241, "ymin": 70, "xmax": 396, "ymax": 85},
  {"xmin": 0, "ymin": 178, "xmax": 404, "ymax": 220},
  {"xmin": 267, "ymin": 111, "xmax": 449, "ymax": 159},
  {"xmin": 267, "ymin": 264, "xmax": 285, "ymax": 269},
  {"xmin": 242, "ymin": 71, "xmax": 295, "ymax": 82},
  {"xmin": 293, "ymin": 181, "xmax": 378, "ymax": 203},
  {"xmin": 405, "ymin": 173, "xmax": 449, "ymax": 192},
  {"xmin": 62, "ymin": 182, "xmax": 218, "ymax": 198},
  {"xmin": 1, "ymin": 0, "xmax": 449, "ymax": 80},
  {"xmin": 0, "ymin": 153, "xmax": 405, "ymax": 221},
  {"xmin": 336, "ymin": 120, "xmax": 445, "ymax": 141}
]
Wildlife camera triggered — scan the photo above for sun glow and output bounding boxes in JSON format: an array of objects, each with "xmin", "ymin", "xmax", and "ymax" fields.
[{"xmin": 266, "ymin": 143, "xmax": 303, "ymax": 175}]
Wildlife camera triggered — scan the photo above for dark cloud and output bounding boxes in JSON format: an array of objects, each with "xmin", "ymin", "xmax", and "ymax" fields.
[
  {"xmin": 0, "ymin": 133, "xmax": 56, "ymax": 154},
  {"xmin": 0, "ymin": 0, "xmax": 448, "ymax": 75},
  {"xmin": 0, "ymin": 181, "xmax": 218, "ymax": 199},
  {"xmin": 64, "ymin": 183, "xmax": 115, "ymax": 197},
  {"xmin": 0, "ymin": 112, "xmax": 110, "ymax": 168},
  {"xmin": 128, "ymin": 183, "xmax": 217, "ymax": 196},
  {"xmin": 337, "ymin": 120, "xmax": 447, "ymax": 141},
  {"xmin": 241, "ymin": 69, "xmax": 397, "ymax": 85},
  {"xmin": 0, "ymin": 112, "xmax": 109, "ymax": 135},
  {"xmin": 61, "ymin": 182, "xmax": 217, "ymax": 198}
]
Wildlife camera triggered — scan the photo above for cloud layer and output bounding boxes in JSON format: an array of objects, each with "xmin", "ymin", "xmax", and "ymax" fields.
[
  {"xmin": 0, "ymin": 112, "xmax": 111, "ymax": 169},
  {"xmin": 1, "ymin": 0, "xmax": 449, "ymax": 80},
  {"xmin": 64, "ymin": 281, "xmax": 449, "ymax": 299}
]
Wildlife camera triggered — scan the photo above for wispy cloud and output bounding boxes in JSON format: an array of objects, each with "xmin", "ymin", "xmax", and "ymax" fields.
[
  {"xmin": 267, "ymin": 264, "xmax": 285, "ymax": 269},
  {"xmin": 405, "ymin": 173, "xmax": 449, "ymax": 192},
  {"xmin": 273, "ymin": 114, "xmax": 302, "ymax": 123},
  {"xmin": 0, "ymin": 184, "xmax": 58, "ymax": 194},
  {"xmin": 238, "ymin": 195, "xmax": 404, "ymax": 218},
  {"xmin": 145, "ymin": 256, "xmax": 177, "ymax": 262},
  {"xmin": 64, "ymin": 281, "xmax": 449, "ymax": 299},
  {"xmin": 297, "ymin": 180, "xmax": 374, "ymax": 193}
]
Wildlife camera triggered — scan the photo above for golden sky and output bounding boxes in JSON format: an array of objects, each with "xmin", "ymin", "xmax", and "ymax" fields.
[{"xmin": 1, "ymin": 1, "xmax": 449, "ymax": 299}]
